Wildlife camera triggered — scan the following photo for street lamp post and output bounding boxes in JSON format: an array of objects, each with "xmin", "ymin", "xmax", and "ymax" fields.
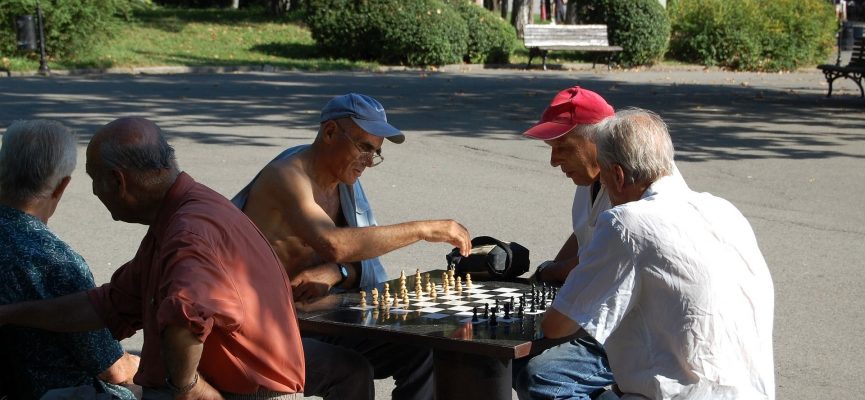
[{"xmin": 36, "ymin": 1, "xmax": 50, "ymax": 75}]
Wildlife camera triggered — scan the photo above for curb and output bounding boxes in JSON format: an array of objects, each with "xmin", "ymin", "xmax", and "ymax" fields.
[{"xmin": 0, "ymin": 62, "xmax": 821, "ymax": 78}]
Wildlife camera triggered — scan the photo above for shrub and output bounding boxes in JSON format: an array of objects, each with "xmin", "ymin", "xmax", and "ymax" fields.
[
  {"xmin": 669, "ymin": 0, "xmax": 835, "ymax": 71},
  {"xmin": 573, "ymin": 0, "xmax": 670, "ymax": 67},
  {"xmin": 309, "ymin": 0, "xmax": 468, "ymax": 67},
  {"xmin": 444, "ymin": 0, "xmax": 517, "ymax": 64},
  {"xmin": 0, "ymin": 0, "xmax": 135, "ymax": 58}
]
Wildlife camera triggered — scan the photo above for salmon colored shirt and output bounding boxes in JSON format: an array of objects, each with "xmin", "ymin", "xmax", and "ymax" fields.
[{"xmin": 88, "ymin": 172, "xmax": 304, "ymax": 394}]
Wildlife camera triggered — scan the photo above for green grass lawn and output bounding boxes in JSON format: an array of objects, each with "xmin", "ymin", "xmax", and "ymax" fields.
[{"xmin": 2, "ymin": 7, "xmax": 378, "ymax": 72}]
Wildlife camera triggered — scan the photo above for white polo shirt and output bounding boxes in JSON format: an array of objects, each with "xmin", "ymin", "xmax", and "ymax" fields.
[{"xmin": 554, "ymin": 175, "xmax": 775, "ymax": 400}]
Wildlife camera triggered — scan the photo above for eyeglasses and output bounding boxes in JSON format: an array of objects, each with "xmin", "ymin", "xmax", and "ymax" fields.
[{"xmin": 337, "ymin": 122, "xmax": 384, "ymax": 167}]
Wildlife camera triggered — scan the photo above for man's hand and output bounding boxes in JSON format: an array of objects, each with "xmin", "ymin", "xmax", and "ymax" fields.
[
  {"xmin": 291, "ymin": 264, "xmax": 340, "ymax": 301},
  {"xmin": 174, "ymin": 375, "xmax": 223, "ymax": 400},
  {"xmin": 422, "ymin": 220, "xmax": 472, "ymax": 257}
]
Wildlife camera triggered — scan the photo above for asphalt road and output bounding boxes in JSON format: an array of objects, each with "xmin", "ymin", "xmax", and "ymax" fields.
[{"xmin": 1, "ymin": 65, "xmax": 863, "ymax": 399}]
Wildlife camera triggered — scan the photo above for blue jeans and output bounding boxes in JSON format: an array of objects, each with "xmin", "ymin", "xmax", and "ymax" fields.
[{"xmin": 512, "ymin": 335, "xmax": 615, "ymax": 400}]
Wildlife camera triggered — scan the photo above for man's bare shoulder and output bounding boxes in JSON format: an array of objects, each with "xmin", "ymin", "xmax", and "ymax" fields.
[{"xmin": 256, "ymin": 151, "xmax": 312, "ymax": 192}]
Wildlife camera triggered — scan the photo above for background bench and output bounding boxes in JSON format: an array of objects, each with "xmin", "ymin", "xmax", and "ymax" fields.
[
  {"xmin": 523, "ymin": 24, "xmax": 623, "ymax": 70},
  {"xmin": 818, "ymin": 37, "xmax": 864, "ymax": 97}
]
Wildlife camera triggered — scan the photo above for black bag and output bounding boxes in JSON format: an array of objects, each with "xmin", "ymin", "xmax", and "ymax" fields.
[{"xmin": 446, "ymin": 236, "xmax": 530, "ymax": 281}]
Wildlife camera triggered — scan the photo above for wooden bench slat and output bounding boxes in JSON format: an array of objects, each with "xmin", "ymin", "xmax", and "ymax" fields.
[{"xmin": 523, "ymin": 24, "xmax": 622, "ymax": 70}]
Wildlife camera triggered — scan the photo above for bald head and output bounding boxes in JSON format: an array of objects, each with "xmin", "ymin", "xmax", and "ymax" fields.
[
  {"xmin": 86, "ymin": 117, "xmax": 180, "ymax": 224},
  {"xmin": 89, "ymin": 117, "xmax": 178, "ymax": 174}
]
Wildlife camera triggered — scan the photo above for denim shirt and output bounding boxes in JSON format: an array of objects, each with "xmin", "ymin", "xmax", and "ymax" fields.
[{"xmin": 231, "ymin": 144, "xmax": 388, "ymax": 289}]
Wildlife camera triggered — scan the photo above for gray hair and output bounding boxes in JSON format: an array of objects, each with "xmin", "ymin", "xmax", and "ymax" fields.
[
  {"xmin": 594, "ymin": 108, "xmax": 674, "ymax": 184},
  {"xmin": 0, "ymin": 120, "xmax": 77, "ymax": 205},
  {"xmin": 99, "ymin": 127, "xmax": 178, "ymax": 186}
]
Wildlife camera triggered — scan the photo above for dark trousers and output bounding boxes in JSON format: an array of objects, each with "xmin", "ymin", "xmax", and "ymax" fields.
[{"xmin": 302, "ymin": 336, "xmax": 434, "ymax": 400}]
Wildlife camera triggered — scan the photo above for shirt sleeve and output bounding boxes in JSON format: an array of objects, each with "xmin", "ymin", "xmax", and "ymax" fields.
[
  {"xmin": 87, "ymin": 259, "xmax": 145, "ymax": 341},
  {"xmin": 551, "ymin": 211, "xmax": 640, "ymax": 344},
  {"xmin": 155, "ymin": 231, "xmax": 243, "ymax": 342},
  {"xmin": 46, "ymin": 256, "xmax": 125, "ymax": 375}
]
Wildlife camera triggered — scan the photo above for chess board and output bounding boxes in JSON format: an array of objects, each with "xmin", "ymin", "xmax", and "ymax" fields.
[{"xmin": 344, "ymin": 270, "xmax": 558, "ymax": 328}]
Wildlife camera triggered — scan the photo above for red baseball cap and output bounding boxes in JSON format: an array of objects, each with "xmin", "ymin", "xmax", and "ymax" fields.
[{"xmin": 523, "ymin": 86, "xmax": 614, "ymax": 140}]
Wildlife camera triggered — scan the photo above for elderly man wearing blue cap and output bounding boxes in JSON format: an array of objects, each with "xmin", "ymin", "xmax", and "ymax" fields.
[{"xmin": 232, "ymin": 93, "xmax": 471, "ymax": 400}]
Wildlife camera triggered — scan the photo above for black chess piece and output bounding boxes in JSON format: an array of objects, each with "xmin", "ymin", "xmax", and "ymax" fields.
[
  {"xmin": 520, "ymin": 295, "xmax": 526, "ymax": 308},
  {"xmin": 539, "ymin": 298, "xmax": 546, "ymax": 310},
  {"xmin": 530, "ymin": 300, "xmax": 536, "ymax": 313},
  {"xmin": 495, "ymin": 298, "xmax": 499, "ymax": 312},
  {"xmin": 472, "ymin": 306, "xmax": 479, "ymax": 323},
  {"xmin": 484, "ymin": 303, "xmax": 489, "ymax": 318},
  {"xmin": 541, "ymin": 283, "xmax": 547, "ymax": 299},
  {"xmin": 504, "ymin": 303, "xmax": 511, "ymax": 320},
  {"xmin": 517, "ymin": 305, "xmax": 524, "ymax": 319},
  {"xmin": 510, "ymin": 296, "xmax": 515, "ymax": 309},
  {"xmin": 489, "ymin": 310, "xmax": 498, "ymax": 327}
]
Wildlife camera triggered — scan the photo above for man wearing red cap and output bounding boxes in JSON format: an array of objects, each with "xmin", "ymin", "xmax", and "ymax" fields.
[{"xmin": 512, "ymin": 86, "xmax": 618, "ymax": 399}]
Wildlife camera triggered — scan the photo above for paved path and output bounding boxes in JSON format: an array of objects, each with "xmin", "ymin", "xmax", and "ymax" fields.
[{"xmin": 2, "ymin": 66, "xmax": 863, "ymax": 399}]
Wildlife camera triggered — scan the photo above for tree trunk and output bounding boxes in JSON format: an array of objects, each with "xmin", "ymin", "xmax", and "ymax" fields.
[
  {"xmin": 511, "ymin": 0, "xmax": 533, "ymax": 39},
  {"xmin": 270, "ymin": 0, "xmax": 290, "ymax": 15},
  {"xmin": 565, "ymin": 0, "xmax": 579, "ymax": 24},
  {"xmin": 501, "ymin": 0, "xmax": 509, "ymax": 20}
]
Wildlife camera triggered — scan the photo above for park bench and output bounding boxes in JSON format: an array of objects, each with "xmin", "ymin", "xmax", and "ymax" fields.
[
  {"xmin": 818, "ymin": 37, "xmax": 864, "ymax": 97},
  {"xmin": 524, "ymin": 24, "xmax": 623, "ymax": 70}
]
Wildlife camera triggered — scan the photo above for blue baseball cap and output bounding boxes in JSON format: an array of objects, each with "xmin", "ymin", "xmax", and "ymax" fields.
[{"xmin": 320, "ymin": 93, "xmax": 405, "ymax": 144}]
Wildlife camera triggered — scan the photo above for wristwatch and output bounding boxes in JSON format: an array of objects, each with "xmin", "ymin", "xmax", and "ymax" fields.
[
  {"xmin": 533, "ymin": 260, "xmax": 556, "ymax": 282},
  {"xmin": 336, "ymin": 263, "xmax": 350, "ymax": 286}
]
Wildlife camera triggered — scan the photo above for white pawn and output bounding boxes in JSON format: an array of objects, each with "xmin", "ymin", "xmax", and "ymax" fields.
[
  {"xmin": 466, "ymin": 273, "xmax": 473, "ymax": 288},
  {"xmin": 371, "ymin": 288, "xmax": 379, "ymax": 306},
  {"xmin": 360, "ymin": 291, "xmax": 367, "ymax": 307}
]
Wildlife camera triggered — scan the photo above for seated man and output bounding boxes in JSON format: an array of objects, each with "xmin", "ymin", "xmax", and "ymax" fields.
[
  {"xmin": 232, "ymin": 93, "xmax": 472, "ymax": 400},
  {"xmin": 512, "ymin": 86, "xmax": 617, "ymax": 399},
  {"xmin": 543, "ymin": 109, "xmax": 775, "ymax": 399},
  {"xmin": 0, "ymin": 117, "xmax": 305, "ymax": 399},
  {"xmin": 0, "ymin": 120, "xmax": 138, "ymax": 399}
]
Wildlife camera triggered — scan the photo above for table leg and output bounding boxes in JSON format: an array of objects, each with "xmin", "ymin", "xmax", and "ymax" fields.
[{"xmin": 433, "ymin": 350, "xmax": 512, "ymax": 400}]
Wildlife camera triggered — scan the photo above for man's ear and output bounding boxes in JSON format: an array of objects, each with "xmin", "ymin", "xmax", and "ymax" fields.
[
  {"xmin": 322, "ymin": 120, "xmax": 339, "ymax": 144},
  {"xmin": 112, "ymin": 169, "xmax": 129, "ymax": 197},
  {"xmin": 50, "ymin": 176, "xmax": 72, "ymax": 201},
  {"xmin": 611, "ymin": 164, "xmax": 627, "ymax": 193}
]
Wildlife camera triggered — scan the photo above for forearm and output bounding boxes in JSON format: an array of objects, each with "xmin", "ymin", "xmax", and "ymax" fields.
[
  {"xmin": 541, "ymin": 308, "xmax": 581, "ymax": 339},
  {"xmin": 0, "ymin": 291, "xmax": 104, "ymax": 332},
  {"xmin": 319, "ymin": 221, "xmax": 427, "ymax": 262},
  {"xmin": 539, "ymin": 258, "xmax": 579, "ymax": 285},
  {"xmin": 161, "ymin": 325, "xmax": 203, "ymax": 392}
]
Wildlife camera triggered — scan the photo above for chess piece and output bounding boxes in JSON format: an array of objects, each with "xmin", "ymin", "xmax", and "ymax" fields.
[
  {"xmin": 393, "ymin": 295, "xmax": 399, "ymax": 308},
  {"xmin": 489, "ymin": 310, "xmax": 498, "ymax": 327},
  {"xmin": 504, "ymin": 303, "xmax": 511, "ymax": 320},
  {"xmin": 360, "ymin": 291, "xmax": 367, "ymax": 307},
  {"xmin": 539, "ymin": 298, "xmax": 546, "ymax": 310},
  {"xmin": 465, "ymin": 273, "xmax": 472, "ymax": 288},
  {"xmin": 484, "ymin": 303, "xmax": 489, "ymax": 318},
  {"xmin": 517, "ymin": 305, "xmax": 524, "ymax": 319},
  {"xmin": 530, "ymin": 300, "xmax": 536, "ymax": 313},
  {"xmin": 472, "ymin": 307, "xmax": 479, "ymax": 322},
  {"xmin": 510, "ymin": 296, "xmax": 515, "ymax": 310},
  {"xmin": 371, "ymin": 288, "xmax": 379, "ymax": 306}
]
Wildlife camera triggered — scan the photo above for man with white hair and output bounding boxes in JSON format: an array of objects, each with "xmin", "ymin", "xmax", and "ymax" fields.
[
  {"xmin": 0, "ymin": 120, "xmax": 139, "ymax": 399},
  {"xmin": 542, "ymin": 109, "xmax": 775, "ymax": 399}
]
